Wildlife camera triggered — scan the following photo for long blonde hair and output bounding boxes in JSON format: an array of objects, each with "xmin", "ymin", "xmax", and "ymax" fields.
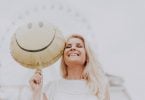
[{"xmin": 60, "ymin": 34, "xmax": 107, "ymax": 100}]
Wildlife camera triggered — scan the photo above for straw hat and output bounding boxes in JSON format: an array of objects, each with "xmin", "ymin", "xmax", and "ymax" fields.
[{"xmin": 10, "ymin": 22, "xmax": 65, "ymax": 69}]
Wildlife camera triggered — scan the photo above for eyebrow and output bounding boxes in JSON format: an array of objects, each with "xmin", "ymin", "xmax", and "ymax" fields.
[{"xmin": 66, "ymin": 42, "xmax": 82, "ymax": 45}]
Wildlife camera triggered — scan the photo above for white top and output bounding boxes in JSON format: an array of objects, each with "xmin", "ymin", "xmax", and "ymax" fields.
[{"xmin": 44, "ymin": 79, "xmax": 99, "ymax": 100}]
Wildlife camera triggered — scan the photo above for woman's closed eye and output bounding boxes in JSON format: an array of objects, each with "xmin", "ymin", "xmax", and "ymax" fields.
[
  {"xmin": 76, "ymin": 43, "xmax": 83, "ymax": 48},
  {"xmin": 65, "ymin": 43, "xmax": 84, "ymax": 49},
  {"xmin": 65, "ymin": 44, "xmax": 72, "ymax": 48}
]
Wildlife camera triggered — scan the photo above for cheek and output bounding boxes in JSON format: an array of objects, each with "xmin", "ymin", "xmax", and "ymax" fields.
[{"xmin": 81, "ymin": 50, "xmax": 87, "ymax": 62}]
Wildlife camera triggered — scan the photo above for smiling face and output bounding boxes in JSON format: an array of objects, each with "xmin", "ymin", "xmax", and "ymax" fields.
[{"xmin": 64, "ymin": 37, "xmax": 86, "ymax": 66}]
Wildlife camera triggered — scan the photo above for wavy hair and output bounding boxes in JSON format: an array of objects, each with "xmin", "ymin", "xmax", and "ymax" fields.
[{"xmin": 60, "ymin": 34, "xmax": 107, "ymax": 100}]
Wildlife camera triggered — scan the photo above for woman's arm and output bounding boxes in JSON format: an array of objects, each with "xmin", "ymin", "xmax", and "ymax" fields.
[
  {"xmin": 43, "ymin": 93, "xmax": 48, "ymax": 100},
  {"xmin": 32, "ymin": 91, "xmax": 42, "ymax": 100},
  {"xmin": 32, "ymin": 93, "xmax": 48, "ymax": 100},
  {"xmin": 103, "ymin": 85, "xmax": 110, "ymax": 100}
]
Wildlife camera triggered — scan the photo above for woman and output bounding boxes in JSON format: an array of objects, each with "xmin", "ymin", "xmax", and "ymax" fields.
[{"xmin": 29, "ymin": 34, "xmax": 110, "ymax": 100}]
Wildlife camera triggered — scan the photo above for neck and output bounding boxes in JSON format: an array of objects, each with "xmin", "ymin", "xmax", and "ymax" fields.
[{"xmin": 67, "ymin": 64, "xmax": 84, "ymax": 80}]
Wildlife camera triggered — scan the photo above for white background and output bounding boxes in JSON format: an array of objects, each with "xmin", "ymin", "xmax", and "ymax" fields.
[{"xmin": 0, "ymin": 0, "xmax": 145, "ymax": 100}]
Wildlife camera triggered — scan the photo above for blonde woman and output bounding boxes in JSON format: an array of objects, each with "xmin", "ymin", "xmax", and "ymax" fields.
[{"xmin": 29, "ymin": 34, "xmax": 110, "ymax": 100}]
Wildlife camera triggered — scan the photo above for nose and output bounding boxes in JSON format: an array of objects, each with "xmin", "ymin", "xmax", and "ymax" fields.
[
  {"xmin": 70, "ymin": 48, "xmax": 75, "ymax": 51},
  {"xmin": 70, "ymin": 46, "xmax": 76, "ymax": 51}
]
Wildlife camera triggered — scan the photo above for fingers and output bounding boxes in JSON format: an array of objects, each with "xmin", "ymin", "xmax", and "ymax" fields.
[
  {"xmin": 35, "ymin": 69, "xmax": 42, "ymax": 75},
  {"xmin": 29, "ymin": 70, "xmax": 43, "ymax": 90},
  {"xmin": 31, "ymin": 73, "xmax": 43, "ymax": 84},
  {"xmin": 35, "ymin": 69, "xmax": 43, "ymax": 84}
]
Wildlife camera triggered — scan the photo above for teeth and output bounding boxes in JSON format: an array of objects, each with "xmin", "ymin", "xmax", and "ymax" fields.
[
  {"xmin": 70, "ymin": 54, "xmax": 77, "ymax": 56},
  {"xmin": 69, "ymin": 53, "xmax": 79, "ymax": 56}
]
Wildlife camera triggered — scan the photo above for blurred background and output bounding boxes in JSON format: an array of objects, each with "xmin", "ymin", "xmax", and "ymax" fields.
[{"xmin": 0, "ymin": 0, "xmax": 145, "ymax": 100}]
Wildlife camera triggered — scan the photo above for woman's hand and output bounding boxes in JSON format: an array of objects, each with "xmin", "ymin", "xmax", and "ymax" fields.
[{"xmin": 29, "ymin": 69, "xmax": 43, "ymax": 93}]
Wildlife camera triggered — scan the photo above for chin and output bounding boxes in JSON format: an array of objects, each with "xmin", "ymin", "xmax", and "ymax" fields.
[
  {"xmin": 65, "ymin": 59, "xmax": 84, "ymax": 66},
  {"xmin": 68, "ymin": 57, "xmax": 80, "ymax": 61}
]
